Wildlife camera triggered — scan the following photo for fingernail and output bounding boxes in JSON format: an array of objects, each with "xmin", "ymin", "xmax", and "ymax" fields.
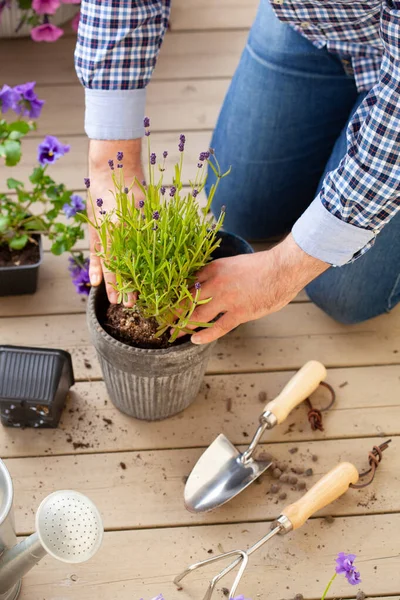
[
  {"xmin": 191, "ymin": 335, "xmax": 201, "ymax": 345},
  {"xmin": 109, "ymin": 292, "xmax": 118, "ymax": 304},
  {"xmin": 90, "ymin": 273, "xmax": 101, "ymax": 286}
]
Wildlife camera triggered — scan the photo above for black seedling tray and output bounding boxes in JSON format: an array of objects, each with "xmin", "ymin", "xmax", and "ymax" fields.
[{"xmin": 0, "ymin": 345, "xmax": 75, "ymax": 428}]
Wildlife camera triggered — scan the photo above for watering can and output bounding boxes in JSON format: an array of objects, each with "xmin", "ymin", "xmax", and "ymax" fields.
[{"xmin": 0, "ymin": 459, "xmax": 103, "ymax": 600}]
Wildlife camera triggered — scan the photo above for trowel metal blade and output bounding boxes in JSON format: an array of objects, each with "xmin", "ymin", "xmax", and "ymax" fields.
[{"xmin": 184, "ymin": 434, "xmax": 273, "ymax": 513}]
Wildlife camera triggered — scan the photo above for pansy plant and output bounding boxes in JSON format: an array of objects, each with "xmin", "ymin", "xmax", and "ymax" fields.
[
  {"xmin": 82, "ymin": 117, "xmax": 230, "ymax": 341},
  {"xmin": 0, "ymin": 82, "xmax": 86, "ymax": 272}
]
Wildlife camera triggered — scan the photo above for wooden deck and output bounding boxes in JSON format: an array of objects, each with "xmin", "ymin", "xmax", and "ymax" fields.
[{"xmin": 0, "ymin": 4, "xmax": 400, "ymax": 599}]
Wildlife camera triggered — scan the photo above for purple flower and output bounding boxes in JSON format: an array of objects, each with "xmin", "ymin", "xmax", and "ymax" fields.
[
  {"xmin": 0, "ymin": 85, "xmax": 19, "ymax": 114},
  {"xmin": 169, "ymin": 186, "xmax": 176, "ymax": 197},
  {"xmin": 124, "ymin": 187, "xmax": 129, "ymax": 194},
  {"xmin": 138, "ymin": 200, "xmax": 145, "ymax": 208},
  {"xmin": 145, "ymin": 130, "xmax": 151, "ymax": 137},
  {"xmin": 117, "ymin": 151, "xmax": 123, "ymax": 161},
  {"xmin": 68, "ymin": 255, "xmax": 90, "ymax": 296},
  {"xmin": 63, "ymin": 194, "xmax": 85, "ymax": 218},
  {"xmin": 152, "ymin": 225, "xmax": 158, "ymax": 231},
  {"xmin": 178, "ymin": 141, "xmax": 185, "ymax": 152},
  {"xmin": 160, "ymin": 186, "xmax": 166, "ymax": 195},
  {"xmin": 199, "ymin": 151, "xmax": 210, "ymax": 162},
  {"xmin": 99, "ymin": 209, "xmax": 107, "ymax": 215},
  {"xmin": 96, "ymin": 198, "xmax": 103, "ymax": 207},
  {"xmin": 37, "ymin": 135, "xmax": 70, "ymax": 165},
  {"xmin": 150, "ymin": 153, "xmax": 156, "ymax": 165},
  {"xmin": 141, "ymin": 180, "xmax": 146, "ymax": 186},
  {"xmin": 108, "ymin": 159, "xmax": 114, "ymax": 170},
  {"xmin": 32, "ymin": 0, "xmax": 61, "ymax": 15},
  {"xmin": 233, "ymin": 596, "xmax": 251, "ymax": 600},
  {"xmin": 14, "ymin": 82, "xmax": 44, "ymax": 118},
  {"xmin": 195, "ymin": 281, "xmax": 201, "ymax": 291},
  {"xmin": 30, "ymin": 23, "xmax": 64, "ymax": 42},
  {"xmin": 84, "ymin": 177, "xmax": 90, "ymax": 189},
  {"xmin": 163, "ymin": 150, "xmax": 168, "ymax": 159},
  {"xmin": 336, "ymin": 553, "xmax": 361, "ymax": 586},
  {"xmin": 197, "ymin": 162, "xmax": 203, "ymax": 169},
  {"xmin": 144, "ymin": 116, "xmax": 150, "ymax": 128},
  {"xmin": 180, "ymin": 134, "xmax": 186, "ymax": 143},
  {"xmin": 117, "ymin": 164, "xmax": 123, "ymax": 169},
  {"xmin": 152, "ymin": 211, "xmax": 160, "ymax": 220},
  {"xmin": 192, "ymin": 189, "xmax": 198, "ymax": 197}
]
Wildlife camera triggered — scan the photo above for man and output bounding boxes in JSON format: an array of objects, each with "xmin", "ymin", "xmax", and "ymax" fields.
[{"xmin": 75, "ymin": 0, "xmax": 400, "ymax": 345}]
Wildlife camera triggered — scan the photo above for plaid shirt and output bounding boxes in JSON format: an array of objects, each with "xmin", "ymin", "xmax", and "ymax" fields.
[{"xmin": 75, "ymin": 0, "xmax": 400, "ymax": 265}]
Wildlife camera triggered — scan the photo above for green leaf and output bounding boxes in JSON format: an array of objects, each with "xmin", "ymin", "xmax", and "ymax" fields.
[
  {"xmin": 29, "ymin": 167, "xmax": 44, "ymax": 185},
  {"xmin": 0, "ymin": 216, "xmax": 10, "ymax": 233},
  {"xmin": 6, "ymin": 178, "xmax": 24, "ymax": 190},
  {"xmin": 24, "ymin": 217, "xmax": 46, "ymax": 231},
  {"xmin": 9, "ymin": 234, "xmax": 29, "ymax": 250},
  {"xmin": 17, "ymin": 0, "xmax": 32, "ymax": 9},
  {"xmin": 8, "ymin": 121, "xmax": 30, "ymax": 135},
  {"xmin": 4, "ymin": 140, "xmax": 21, "ymax": 167},
  {"xmin": 50, "ymin": 240, "xmax": 67, "ymax": 256}
]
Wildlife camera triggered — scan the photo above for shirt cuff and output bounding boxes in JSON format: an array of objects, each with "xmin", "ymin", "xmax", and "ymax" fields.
[
  {"xmin": 84, "ymin": 88, "xmax": 146, "ymax": 140},
  {"xmin": 292, "ymin": 197, "xmax": 376, "ymax": 266}
]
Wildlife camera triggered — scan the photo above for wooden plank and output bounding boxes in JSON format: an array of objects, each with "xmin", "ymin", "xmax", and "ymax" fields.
[
  {"xmin": 170, "ymin": 0, "xmax": 258, "ymax": 31},
  {"xmin": 0, "ymin": 249, "xmax": 308, "ymax": 318},
  {"xmin": 1, "ymin": 304, "xmax": 399, "ymax": 380},
  {"xmin": 6, "ymin": 437, "xmax": 398, "ymax": 534},
  {"xmin": 0, "ymin": 366, "xmax": 398, "ymax": 457},
  {"xmin": 17, "ymin": 514, "xmax": 400, "ymax": 600},
  {"xmin": 0, "ymin": 31, "xmax": 247, "ymax": 86},
  {"xmin": 0, "ymin": 131, "xmax": 215, "ymax": 193},
  {"xmin": 26, "ymin": 78, "xmax": 228, "ymax": 138}
]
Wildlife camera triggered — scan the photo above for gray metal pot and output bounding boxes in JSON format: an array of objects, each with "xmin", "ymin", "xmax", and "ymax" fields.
[{"xmin": 87, "ymin": 231, "xmax": 254, "ymax": 421}]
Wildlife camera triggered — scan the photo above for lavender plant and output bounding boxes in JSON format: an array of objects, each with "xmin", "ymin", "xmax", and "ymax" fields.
[
  {"xmin": 84, "ymin": 118, "xmax": 230, "ymax": 342},
  {"xmin": 0, "ymin": 82, "xmax": 85, "ymax": 257}
]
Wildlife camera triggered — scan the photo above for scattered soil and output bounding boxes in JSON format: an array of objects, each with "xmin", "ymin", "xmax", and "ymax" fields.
[
  {"xmin": 356, "ymin": 592, "xmax": 366, "ymax": 600},
  {"xmin": 324, "ymin": 515, "xmax": 335, "ymax": 524},
  {"xmin": 119, "ymin": 462, "xmax": 127, "ymax": 470},
  {"xmin": 0, "ymin": 241, "xmax": 40, "ymax": 268},
  {"xmin": 270, "ymin": 484, "xmax": 280, "ymax": 494},
  {"xmin": 105, "ymin": 304, "xmax": 170, "ymax": 349},
  {"xmin": 272, "ymin": 468, "xmax": 282, "ymax": 479},
  {"xmin": 297, "ymin": 481, "xmax": 306, "ymax": 491},
  {"xmin": 312, "ymin": 454, "xmax": 318, "ymax": 462},
  {"xmin": 289, "ymin": 447, "xmax": 298, "ymax": 454},
  {"xmin": 258, "ymin": 391, "xmax": 267, "ymax": 403},
  {"xmin": 294, "ymin": 594, "xmax": 304, "ymax": 600},
  {"xmin": 305, "ymin": 468, "xmax": 313, "ymax": 476},
  {"xmin": 226, "ymin": 398, "xmax": 232, "ymax": 412},
  {"xmin": 279, "ymin": 492, "xmax": 287, "ymax": 500}
]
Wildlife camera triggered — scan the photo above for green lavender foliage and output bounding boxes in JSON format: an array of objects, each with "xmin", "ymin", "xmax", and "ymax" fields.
[{"xmin": 86, "ymin": 138, "xmax": 230, "ymax": 341}]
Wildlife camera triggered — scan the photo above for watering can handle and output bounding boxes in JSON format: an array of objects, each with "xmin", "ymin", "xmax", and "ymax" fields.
[
  {"xmin": 264, "ymin": 360, "xmax": 327, "ymax": 425},
  {"xmin": 280, "ymin": 462, "xmax": 359, "ymax": 530}
]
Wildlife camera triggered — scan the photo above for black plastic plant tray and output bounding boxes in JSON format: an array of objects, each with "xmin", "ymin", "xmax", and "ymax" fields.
[{"xmin": 0, "ymin": 345, "xmax": 75, "ymax": 428}]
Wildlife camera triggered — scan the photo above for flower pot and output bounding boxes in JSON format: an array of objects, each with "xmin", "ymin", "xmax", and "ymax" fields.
[
  {"xmin": 0, "ymin": 345, "xmax": 75, "ymax": 428},
  {"xmin": 0, "ymin": 236, "xmax": 43, "ymax": 297},
  {"xmin": 87, "ymin": 230, "xmax": 254, "ymax": 421},
  {"xmin": 0, "ymin": 4, "xmax": 78, "ymax": 38}
]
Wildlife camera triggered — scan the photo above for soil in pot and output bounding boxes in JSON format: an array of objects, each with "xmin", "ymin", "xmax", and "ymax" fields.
[
  {"xmin": 0, "ymin": 241, "xmax": 40, "ymax": 268},
  {"xmin": 105, "ymin": 305, "xmax": 171, "ymax": 349}
]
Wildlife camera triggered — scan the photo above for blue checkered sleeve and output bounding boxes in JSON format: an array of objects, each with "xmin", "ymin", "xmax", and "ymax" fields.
[
  {"xmin": 293, "ymin": 1, "xmax": 400, "ymax": 266},
  {"xmin": 74, "ymin": 0, "xmax": 170, "ymax": 140}
]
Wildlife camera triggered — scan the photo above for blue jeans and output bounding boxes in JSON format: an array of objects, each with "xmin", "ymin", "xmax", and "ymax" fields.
[{"xmin": 206, "ymin": 0, "xmax": 400, "ymax": 324}]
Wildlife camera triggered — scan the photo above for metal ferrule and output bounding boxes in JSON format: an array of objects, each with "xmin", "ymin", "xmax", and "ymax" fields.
[
  {"xmin": 260, "ymin": 410, "xmax": 278, "ymax": 429},
  {"xmin": 274, "ymin": 514, "xmax": 293, "ymax": 534}
]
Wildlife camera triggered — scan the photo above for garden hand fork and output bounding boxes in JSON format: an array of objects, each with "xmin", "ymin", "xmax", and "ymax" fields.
[{"xmin": 175, "ymin": 462, "xmax": 359, "ymax": 600}]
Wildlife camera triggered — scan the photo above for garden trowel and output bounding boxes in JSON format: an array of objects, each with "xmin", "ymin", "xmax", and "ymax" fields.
[{"xmin": 184, "ymin": 360, "xmax": 327, "ymax": 513}]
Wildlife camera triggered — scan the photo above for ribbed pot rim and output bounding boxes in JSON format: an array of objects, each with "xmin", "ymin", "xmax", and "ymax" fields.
[{"xmin": 87, "ymin": 284, "xmax": 202, "ymax": 356}]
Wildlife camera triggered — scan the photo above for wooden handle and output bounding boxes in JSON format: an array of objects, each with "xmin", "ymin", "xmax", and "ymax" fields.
[
  {"xmin": 281, "ymin": 462, "xmax": 359, "ymax": 530},
  {"xmin": 264, "ymin": 361, "xmax": 327, "ymax": 424}
]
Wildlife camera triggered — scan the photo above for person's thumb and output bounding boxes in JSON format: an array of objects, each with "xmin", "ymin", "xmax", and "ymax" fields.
[{"xmin": 89, "ymin": 227, "xmax": 103, "ymax": 287}]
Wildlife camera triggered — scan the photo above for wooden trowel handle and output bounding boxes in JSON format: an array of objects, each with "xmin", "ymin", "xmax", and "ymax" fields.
[
  {"xmin": 264, "ymin": 360, "xmax": 327, "ymax": 424},
  {"xmin": 281, "ymin": 462, "xmax": 359, "ymax": 530}
]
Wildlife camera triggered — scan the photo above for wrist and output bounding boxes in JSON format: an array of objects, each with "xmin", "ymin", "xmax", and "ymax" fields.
[
  {"xmin": 267, "ymin": 233, "xmax": 329, "ymax": 293},
  {"xmin": 89, "ymin": 139, "xmax": 142, "ymax": 174}
]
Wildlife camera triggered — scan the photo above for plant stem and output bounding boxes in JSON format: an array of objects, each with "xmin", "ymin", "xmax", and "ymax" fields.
[{"xmin": 321, "ymin": 573, "xmax": 337, "ymax": 600}]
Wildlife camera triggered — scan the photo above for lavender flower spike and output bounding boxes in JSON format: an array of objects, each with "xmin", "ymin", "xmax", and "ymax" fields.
[
  {"xmin": 160, "ymin": 186, "xmax": 166, "ymax": 195},
  {"xmin": 152, "ymin": 211, "xmax": 160, "ymax": 220},
  {"xmin": 108, "ymin": 159, "xmax": 114, "ymax": 170},
  {"xmin": 336, "ymin": 553, "xmax": 361, "ymax": 586},
  {"xmin": 96, "ymin": 198, "xmax": 103, "ymax": 207},
  {"xmin": 84, "ymin": 177, "xmax": 90, "ymax": 189},
  {"xmin": 144, "ymin": 116, "xmax": 150, "ymax": 128},
  {"xmin": 163, "ymin": 150, "xmax": 168, "ymax": 159},
  {"xmin": 169, "ymin": 186, "xmax": 176, "ymax": 197},
  {"xmin": 117, "ymin": 151, "xmax": 123, "ymax": 161},
  {"xmin": 195, "ymin": 281, "xmax": 201, "ymax": 290},
  {"xmin": 150, "ymin": 153, "xmax": 156, "ymax": 165},
  {"xmin": 138, "ymin": 199, "xmax": 145, "ymax": 208},
  {"xmin": 192, "ymin": 189, "xmax": 199, "ymax": 197}
]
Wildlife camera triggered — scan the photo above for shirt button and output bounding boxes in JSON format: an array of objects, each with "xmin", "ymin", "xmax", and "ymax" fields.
[
  {"xmin": 300, "ymin": 21, "xmax": 311, "ymax": 28},
  {"xmin": 273, "ymin": 0, "xmax": 284, "ymax": 4}
]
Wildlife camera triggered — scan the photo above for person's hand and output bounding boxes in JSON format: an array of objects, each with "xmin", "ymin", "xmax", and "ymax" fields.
[
  {"xmin": 88, "ymin": 139, "xmax": 144, "ymax": 305},
  {"xmin": 188, "ymin": 233, "xmax": 329, "ymax": 344}
]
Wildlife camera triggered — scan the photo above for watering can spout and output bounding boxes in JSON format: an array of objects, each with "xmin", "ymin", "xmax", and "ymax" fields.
[{"xmin": 0, "ymin": 533, "xmax": 46, "ymax": 594}]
